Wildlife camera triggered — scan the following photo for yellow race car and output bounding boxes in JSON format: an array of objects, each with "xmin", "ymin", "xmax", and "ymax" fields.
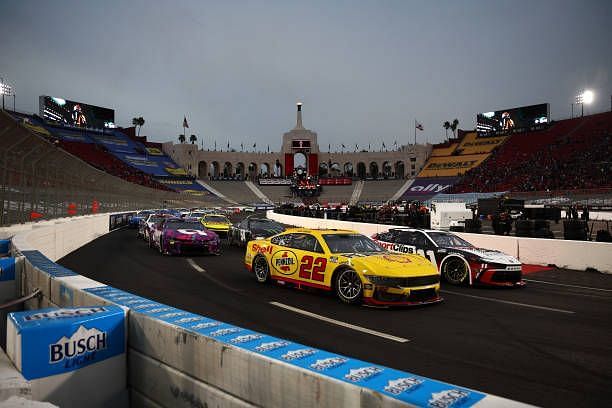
[
  {"xmin": 200, "ymin": 214, "xmax": 232, "ymax": 236},
  {"xmin": 245, "ymin": 228, "xmax": 442, "ymax": 306}
]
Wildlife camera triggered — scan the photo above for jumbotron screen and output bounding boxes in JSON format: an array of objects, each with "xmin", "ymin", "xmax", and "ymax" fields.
[
  {"xmin": 476, "ymin": 103, "xmax": 549, "ymax": 137},
  {"xmin": 39, "ymin": 95, "xmax": 116, "ymax": 128}
]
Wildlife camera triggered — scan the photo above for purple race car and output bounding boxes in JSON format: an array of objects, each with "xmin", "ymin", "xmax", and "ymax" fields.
[{"xmin": 150, "ymin": 218, "xmax": 221, "ymax": 256}]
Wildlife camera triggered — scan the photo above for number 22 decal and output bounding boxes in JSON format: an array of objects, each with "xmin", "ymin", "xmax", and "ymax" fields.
[{"xmin": 299, "ymin": 255, "xmax": 327, "ymax": 282}]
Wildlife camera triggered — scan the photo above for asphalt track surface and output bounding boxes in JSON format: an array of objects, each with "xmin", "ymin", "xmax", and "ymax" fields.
[{"xmin": 59, "ymin": 227, "xmax": 612, "ymax": 407}]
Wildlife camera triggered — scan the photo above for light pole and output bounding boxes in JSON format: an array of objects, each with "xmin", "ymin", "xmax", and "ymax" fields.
[{"xmin": 575, "ymin": 89, "xmax": 594, "ymax": 117}]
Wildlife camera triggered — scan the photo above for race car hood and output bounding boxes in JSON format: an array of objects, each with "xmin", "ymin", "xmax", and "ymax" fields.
[
  {"xmin": 342, "ymin": 252, "xmax": 438, "ymax": 277},
  {"xmin": 452, "ymin": 247, "xmax": 520, "ymax": 265},
  {"xmin": 164, "ymin": 228, "xmax": 218, "ymax": 241},
  {"xmin": 203, "ymin": 222, "xmax": 231, "ymax": 230}
]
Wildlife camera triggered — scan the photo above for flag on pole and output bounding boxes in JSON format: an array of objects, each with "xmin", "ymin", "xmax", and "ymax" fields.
[
  {"xmin": 267, "ymin": 144, "xmax": 269, "ymax": 153},
  {"xmin": 355, "ymin": 144, "xmax": 358, "ymax": 152},
  {"xmin": 227, "ymin": 141, "xmax": 230, "ymax": 150},
  {"xmin": 416, "ymin": 121, "xmax": 424, "ymax": 131},
  {"xmin": 253, "ymin": 142, "xmax": 256, "ymax": 149},
  {"xmin": 382, "ymin": 141, "xmax": 386, "ymax": 148},
  {"xmin": 240, "ymin": 142, "xmax": 243, "ymax": 151},
  {"xmin": 183, "ymin": 116, "xmax": 189, "ymax": 128}
]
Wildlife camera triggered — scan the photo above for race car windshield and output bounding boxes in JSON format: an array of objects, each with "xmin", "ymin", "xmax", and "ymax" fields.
[
  {"xmin": 166, "ymin": 222, "xmax": 205, "ymax": 230},
  {"xmin": 148, "ymin": 216, "xmax": 164, "ymax": 223},
  {"xmin": 205, "ymin": 216, "xmax": 228, "ymax": 223},
  {"xmin": 428, "ymin": 232, "xmax": 473, "ymax": 248},
  {"xmin": 322, "ymin": 234, "xmax": 384, "ymax": 254},
  {"xmin": 250, "ymin": 220, "xmax": 284, "ymax": 234}
]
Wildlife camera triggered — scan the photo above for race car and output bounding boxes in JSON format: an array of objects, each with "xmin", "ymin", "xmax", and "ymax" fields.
[
  {"xmin": 200, "ymin": 214, "xmax": 232, "ymax": 237},
  {"xmin": 138, "ymin": 213, "xmax": 170, "ymax": 241},
  {"xmin": 371, "ymin": 228, "xmax": 524, "ymax": 287},
  {"xmin": 150, "ymin": 218, "xmax": 220, "ymax": 255},
  {"xmin": 129, "ymin": 210, "xmax": 153, "ymax": 229},
  {"xmin": 228, "ymin": 217, "xmax": 285, "ymax": 247},
  {"xmin": 245, "ymin": 228, "xmax": 442, "ymax": 306}
]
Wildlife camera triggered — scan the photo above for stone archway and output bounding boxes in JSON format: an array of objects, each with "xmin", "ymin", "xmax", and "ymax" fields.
[
  {"xmin": 294, "ymin": 152, "xmax": 307, "ymax": 174},
  {"xmin": 210, "ymin": 161, "xmax": 220, "ymax": 178},
  {"xmin": 319, "ymin": 162, "xmax": 328, "ymax": 177},
  {"xmin": 344, "ymin": 162, "xmax": 353, "ymax": 177},
  {"xmin": 260, "ymin": 163, "xmax": 270, "ymax": 177},
  {"xmin": 198, "ymin": 161, "xmax": 208, "ymax": 179},
  {"xmin": 273, "ymin": 159, "xmax": 283, "ymax": 177},
  {"xmin": 223, "ymin": 162, "xmax": 233, "ymax": 178},
  {"xmin": 369, "ymin": 162, "xmax": 379, "ymax": 178},
  {"xmin": 330, "ymin": 162, "xmax": 341, "ymax": 177},
  {"xmin": 235, "ymin": 162, "xmax": 245, "ymax": 180},
  {"xmin": 383, "ymin": 161, "xmax": 392, "ymax": 179},
  {"xmin": 357, "ymin": 162, "xmax": 366, "ymax": 179},
  {"xmin": 248, "ymin": 162, "xmax": 257, "ymax": 179},
  {"xmin": 395, "ymin": 161, "xmax": 405, "ymax": 179}
]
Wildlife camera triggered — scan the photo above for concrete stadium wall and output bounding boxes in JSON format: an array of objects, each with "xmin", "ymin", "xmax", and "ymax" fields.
[
  {"xmin": 7, "ymin": 214, "xmax": 531, "ymax": 408},
  {"xmin": 268, "ymin": 211, "xmax": 612, "ymax": 274}
]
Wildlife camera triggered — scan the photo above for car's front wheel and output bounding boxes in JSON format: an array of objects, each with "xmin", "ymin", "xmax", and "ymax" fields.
[
  {"xmin": 442, "ymin": 257, "xmax": 469, "ymax": 285},
  {"xmin": 253, "ymin": 255, "xmax": 270, "ymax": 283},
  {"xmin": 335, "ymin": 268, "xmax": 363, "ymax": 304}
]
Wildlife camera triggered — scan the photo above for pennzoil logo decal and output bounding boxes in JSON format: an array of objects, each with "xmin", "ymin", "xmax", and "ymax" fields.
[
  {"xmin": 271, "ymin": 250, "xmax": 299, "ymax": 275},
  {"xmin": 382, "ymin": 254, "xmax": 412, "ymax": 264}
]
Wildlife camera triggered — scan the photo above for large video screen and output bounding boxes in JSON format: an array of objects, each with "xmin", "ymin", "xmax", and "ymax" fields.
[
  {"xmin": 476, "ymin": 103, "xmax": 549, "ymax": 137},
  {"xmin": 39, "ymin": 95, "xmax": 116, "ymax": 128}
]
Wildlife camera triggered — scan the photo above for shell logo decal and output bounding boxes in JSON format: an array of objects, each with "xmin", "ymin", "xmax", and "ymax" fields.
[{"xmin": 272, "ymin": 250, "xmax": 299, "ymax": 275}]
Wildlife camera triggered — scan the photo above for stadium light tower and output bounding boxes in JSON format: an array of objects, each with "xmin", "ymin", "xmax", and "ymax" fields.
[
  {"xmin": 575, "ymin": 89, "xmax": 594, "ymax": 117},
  {"xmin": 0, "ymin": 78, "xmax": 14, "ymax": 111}
]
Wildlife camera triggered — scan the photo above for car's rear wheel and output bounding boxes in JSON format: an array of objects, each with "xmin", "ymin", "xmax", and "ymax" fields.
[
  {"xmin": 253, "ymin": 255, "xmax": 270, "ymax": 283},
  {"xmin": 442, "ymin": 257, "xmax": 469, "ymax": 285},
  {"xmin": 335, "ymin": 268, "xmax": 363, "ymax": 304}
]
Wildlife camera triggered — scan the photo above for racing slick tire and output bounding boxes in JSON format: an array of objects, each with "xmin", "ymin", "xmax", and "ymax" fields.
[
  {"xmin": 442, "ymin": 257, "xmax": 469, "ymax": 285},
  {"xmin": 158, "ymin": 238, "xmax": 166, "ymax": 255},
  {"xmin": 252, "ymin": 255, "xmax": 271, "ymax": 283},
  {"xmin": 335, "ymin": 268, "xmax": 363, "ymax": 305}
]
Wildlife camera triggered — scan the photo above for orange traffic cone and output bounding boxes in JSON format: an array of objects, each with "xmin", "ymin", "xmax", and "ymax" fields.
[
  {"xmin": 67, "ymin": 203, "xmax": 77, "ymax": 216},
  {"xmin": 30, "ymin": 211, "xmax": 44, "ymax": 220}
]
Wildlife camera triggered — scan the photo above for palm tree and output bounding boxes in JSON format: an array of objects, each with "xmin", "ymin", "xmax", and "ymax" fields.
[
  {"xmin": 137, "ymin": 117, "xmax": 145, "ymax": 136},
  {"xmin": 178, "ymin": 134, "xmax": 186, "ymax": 143},
  {"xmin": 189, "ymin": 134, "xmax": 197, "ymax": 144},
  {"xmin": 450, "ymin": 118, "xmax": 459, "ymax": 138},
  {"xmin": 443, "ymin": 121, "xmax": 450, "ymax": 140},
  {"xmin": 132, "ymin": 117, "xmax": 145, "ymax": 136}
]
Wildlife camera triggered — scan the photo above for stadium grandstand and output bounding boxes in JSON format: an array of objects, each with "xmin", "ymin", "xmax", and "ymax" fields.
[
  {"xmin": 452, "ymin": 111, "xmax": 612, "ymax": 193},
  {"xmin": 7, "ymin": 111, "xmax": 219, "ymax": 199}
]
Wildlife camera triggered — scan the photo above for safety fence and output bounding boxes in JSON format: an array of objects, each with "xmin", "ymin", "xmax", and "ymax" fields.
[{"xmin": 0, "ymin": 111, "xmax": 221, "ymax": 227}]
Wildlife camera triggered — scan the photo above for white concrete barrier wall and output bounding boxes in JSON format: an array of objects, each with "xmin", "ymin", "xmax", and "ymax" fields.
[
  {"xmin": 268, "ymin": 211, "xmax": 612, "ymax": 273},
  {"xmin": 7, "ymin": 213, "xmax": 533, "ymax": 408}
]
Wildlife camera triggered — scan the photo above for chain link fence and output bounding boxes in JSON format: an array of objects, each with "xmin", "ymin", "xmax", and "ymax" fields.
[{"xmin": 0, "ymin": 111, "xmax": 223, "ymax": 226}]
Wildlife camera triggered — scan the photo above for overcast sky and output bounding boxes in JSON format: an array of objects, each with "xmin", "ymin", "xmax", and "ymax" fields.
[{"xmin": 1, "ymin": 0, "xmax": 610, "ymax": 149}]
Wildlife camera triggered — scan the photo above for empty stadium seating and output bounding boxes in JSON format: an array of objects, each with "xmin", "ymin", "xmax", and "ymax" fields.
[
  {"xmin": 360, "ymin": 179, "xmax": 406, "ymax": 202},
  {"xmin": 206, "ymin": 181, "xmax": 261, "ymax": 204}
]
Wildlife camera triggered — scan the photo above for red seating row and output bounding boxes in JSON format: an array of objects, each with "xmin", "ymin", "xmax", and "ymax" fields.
[{"xmin": 58, "ymin": 141, "xmax": 173, "ymax": 191}]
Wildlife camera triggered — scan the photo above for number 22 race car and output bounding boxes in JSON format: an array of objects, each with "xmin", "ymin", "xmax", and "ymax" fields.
[
  {"xmin": 244, "ymin": 228, "xmax": 442, "ymax": 306},
  {"xmin": 372, "ymin": 228, "xmax": 524, "ymax": 287}
]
